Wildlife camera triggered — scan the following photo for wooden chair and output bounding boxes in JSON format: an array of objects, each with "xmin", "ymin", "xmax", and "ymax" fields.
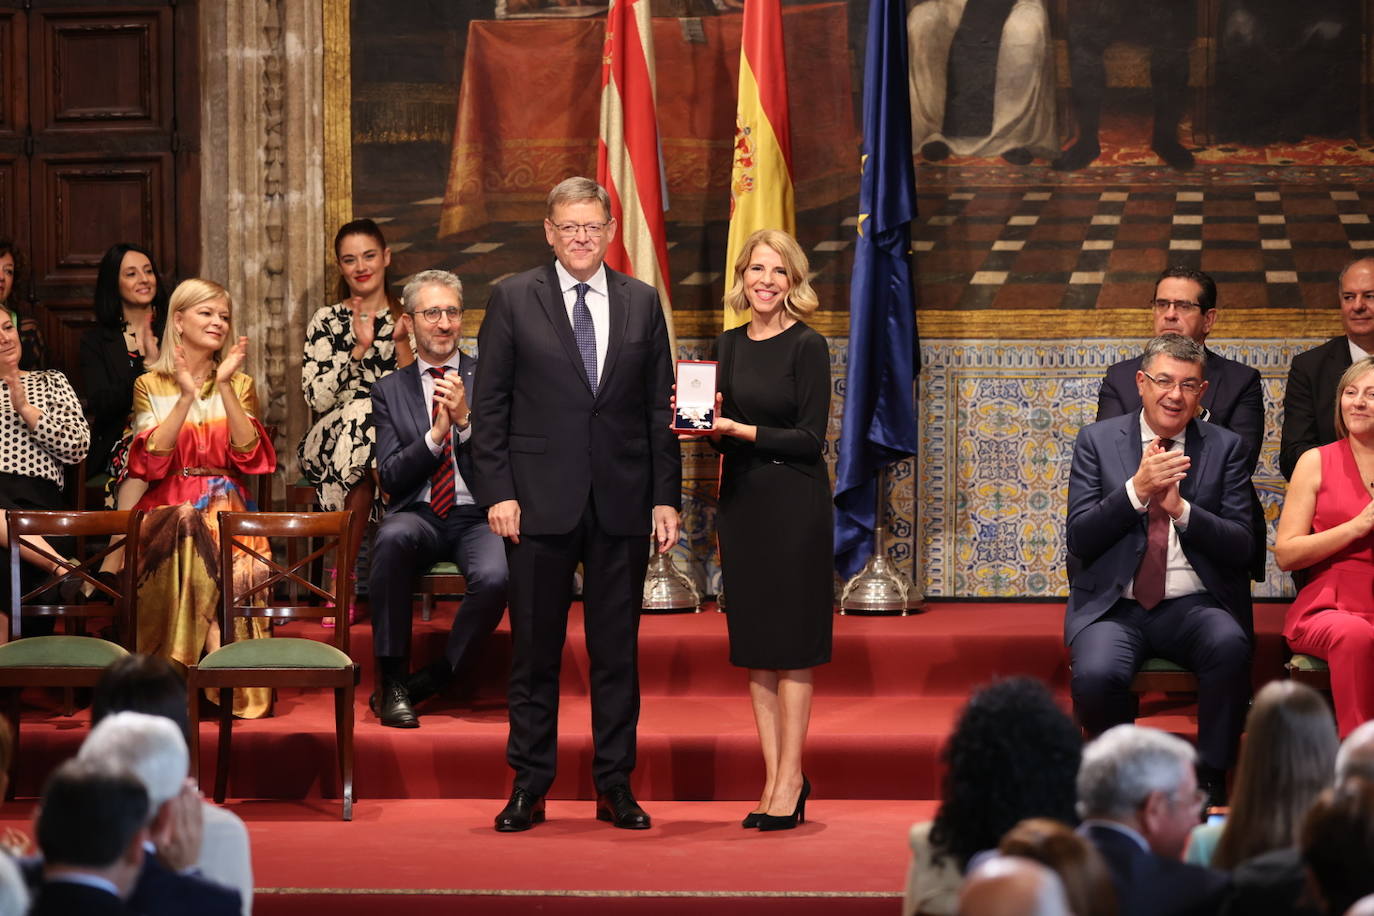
[
  {"xmin": 416, "ymin": 563, "xmax": 466, "ymax": 623},
  {"xmin": 187, "ymin": 510, "xmax": 359, "ymax": 820},
  {"xmin": 1130, "ymin": 657, "xmax": 1199, "ymax": 694},
  {"xmin": 0, "ymin": 509, "xmax": 143, "ymax": 796},
  {"xmin": 1285, "ymin": 653, "xmax": 1331, "ymax": 691}
]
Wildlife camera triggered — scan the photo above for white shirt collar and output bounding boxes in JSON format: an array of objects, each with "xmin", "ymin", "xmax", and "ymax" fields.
[
  {"xmin": 1138, "ymin": 411, "xmax": 1187, "ymax": 449},
  {"xmin": 417, "ymin": 351, "xmax": 461, "ymax": 376},
  {"xmin": 1350, "ymin": 338, "xmax": 1371, "ymax": 364},
  {"xmin": 554, "ymin": 260, "xmax": 608, "ymax": 299}
]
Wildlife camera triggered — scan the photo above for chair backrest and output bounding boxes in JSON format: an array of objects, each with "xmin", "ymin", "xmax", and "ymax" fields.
[
  {"xmin": 216, "ymin": 510, "xmax": 353, "ymax": 654},
  {"xmin": 6, "ymin": 509, "xmax": 143, "ymax": 644}
]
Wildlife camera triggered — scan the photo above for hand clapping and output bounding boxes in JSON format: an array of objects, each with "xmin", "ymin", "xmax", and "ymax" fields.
[
  {"xmin": 216, "ymin": 337, "xmax": 250, "ymax": 384},
  {"xmin": 1133, "ymin": 437, "xmax": 1189, "ymax": 513}
]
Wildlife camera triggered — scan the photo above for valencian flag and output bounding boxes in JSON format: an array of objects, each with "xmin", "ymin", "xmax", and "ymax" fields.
[
  {"xmin": 833, "ymin": 0, "xmax": 921, "ymax": 579},
  {"xmin": 597, "ymin": 0, "xmax": 675, "ymax": 342},
  {"xmin": 724, "ymin": 0, "xmax": 794, "ymax": 331}
]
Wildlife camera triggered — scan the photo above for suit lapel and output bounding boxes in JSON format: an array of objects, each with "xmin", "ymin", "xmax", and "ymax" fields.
[
  {"xmin": 536, "ymin": 263, "xmax": 596, "ymax": 395},
  {"xmin": 1181, "ymin": 418, "xmax": 1205, "ymax": 503},
  {"xmin": 1115, "ymin": 413, "xmax": 1145, "ymax": 485},
  {"xmin": 1201, "ymin": 349, "xmax": 1221, "ymax": 412},
  {"xmin": 398, "ymin": 363, "xmax": 430, "ymax": 440},
  {"xmin": 597, "ymin": 266, "xmax": 629, "ymax": 398}
]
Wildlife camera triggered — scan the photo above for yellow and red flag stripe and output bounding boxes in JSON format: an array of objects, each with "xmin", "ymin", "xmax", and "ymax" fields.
[
  {"xmin": 724, "ymin": 0, "xmax": 795, "ymax": 331},
  {"xmin": 597, "ymin": 0, "xmax": 675, "ymax": 344}
]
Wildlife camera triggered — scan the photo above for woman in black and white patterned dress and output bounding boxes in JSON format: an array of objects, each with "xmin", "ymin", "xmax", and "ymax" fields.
[
  {"xmin": 0, "ymin": 309, "xmax": 90, "ymax": 579},
  {"xmin": 298, "ymin": 219, "xmax": 414, "ymax": 591}
]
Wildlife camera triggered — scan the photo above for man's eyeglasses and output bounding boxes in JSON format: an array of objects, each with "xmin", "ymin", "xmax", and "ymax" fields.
[
  {"xmin": 413, "ymin": 307, "xmax": 461, "ymax": 325},
  {"xmin": 1151, "ymin": 298, "xmax": 1203, "ymax": 314},
  {"xmin": 551, "ymin": 222, "xmax": 608, "ymax": 239},
  {"xmin": 1141, "ymin": 370, "xmax": 1203, "ymax": 395}
]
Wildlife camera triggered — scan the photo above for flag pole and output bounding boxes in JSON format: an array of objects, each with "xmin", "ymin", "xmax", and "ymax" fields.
[{"xmin": 839, "ymin": 465, "xmax": 919, "ymax": 615}]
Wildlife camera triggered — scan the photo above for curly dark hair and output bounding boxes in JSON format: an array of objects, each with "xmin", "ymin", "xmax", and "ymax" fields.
[{"xmin": 929, "ymin": 677, "xmax": 1083, "ymax": 870}]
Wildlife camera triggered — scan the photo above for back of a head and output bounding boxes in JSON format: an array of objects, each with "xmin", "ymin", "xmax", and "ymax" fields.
[
  {"xmin": 1348, "ymin": 895, "xmax": 1374, "ymax": 916},
  {"xmin": 1000, "ymin": 817, "xmax": 1118, "ymax": 916},
  {"xmin": 1077, "ymin": 724, "xmax": 1193, "ymax": 821},
  {"xmin": 78, "ymin": 711, "xmax": 188, "ymax": 812},
  {"xmin": 92, "ymin": 654, "xmax": 190, "ymax": 742},
  {"xmin": 1337, "ymin": 721, "xmax": 1374, "ymax": 784},
  {"xmin": 932, "ymin": 678, "xmax": 1083, "ymax": 867},
  {"xmin": 1302, "ymin": 777, "xmax": 1374, "ymax": 916},
  {"xmin": 958, "ymin": 855, "xmax": 1072, "ymax": 916},
  {"xmin": 36, "ymin": 759, "xmax": 148, "ymax": 870}
]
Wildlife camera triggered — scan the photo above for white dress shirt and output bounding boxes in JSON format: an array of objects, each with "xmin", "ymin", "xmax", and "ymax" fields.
[
  {"xmin": 1350, "ymin": 338, "xmax": 1371, "ymax": 364},
  {"xmin": 416, "ymin": 353, "xmax": 474, "ymax": 507},
  {"xmin": 554, "ymin": 260, "xmax": 609, "ymax": 382},
  {"xmin": 1123, "ymin": 414, "xmax": 1204, "ymax": 602}
]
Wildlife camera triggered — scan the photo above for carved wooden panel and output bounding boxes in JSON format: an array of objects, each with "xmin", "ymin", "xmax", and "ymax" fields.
[
  {"xmin": 32, "ymin": 153, "xmax": 170, "ymax": 283},
  {"xmin": 0, "ymin": 10, "xmax": 26, "ymax": 139},
  {"xmin": 0, "ymin": 155, "xmax": 26, "ymax": 251},
  {"xmin": 38, "ymin": 298, "xmax": 94, "ymax": 379},
  {"xmin": 31, "ymin": 8, "xmax": 171, "ymax": 134}
]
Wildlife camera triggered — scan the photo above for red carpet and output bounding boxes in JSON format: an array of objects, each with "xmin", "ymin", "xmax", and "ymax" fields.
[{"xmin": 1, "ymin": 600, "xmax": 1293, "ymax": 911}]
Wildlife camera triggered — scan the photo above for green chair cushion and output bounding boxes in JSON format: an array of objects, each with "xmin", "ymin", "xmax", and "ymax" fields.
[
  {"xmin": 199, "ymin": 637, "xmax": 352, "ymax": 669},
  {"xmin": 0, "ymin": 636, "xmax": 129, "ymax": 668},
  {"xmin": 427, "ymin": 562, "xmax": 460, "ymax": 575},
  {"xmin": 1139, "ymin": 657, "xmax": 1188, "ymax": 673},
  {"xmin": 1288, "ymin": 653, "xmax": 1329, "ymax": 672}
]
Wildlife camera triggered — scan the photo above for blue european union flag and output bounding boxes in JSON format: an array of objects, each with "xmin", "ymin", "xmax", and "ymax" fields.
[{"xmin": 833, "ymin": 0, "xmax": 921, "ymax": 579}]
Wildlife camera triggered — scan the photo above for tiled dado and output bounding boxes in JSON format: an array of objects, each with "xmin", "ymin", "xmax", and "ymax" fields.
[{"xmin": 920, "ymin": 338, "xmax": 1323, "ymax": 599}]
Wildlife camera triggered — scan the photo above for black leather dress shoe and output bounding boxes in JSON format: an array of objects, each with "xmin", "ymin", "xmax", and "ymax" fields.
[
  {"xmin": 369, "ymin": 682, "xmax": 418, "ymax": 728},
  {"xmin": 405, "ymin": 660, "xmax": 453, "ymax": 707},
  {"xmin": 494, "ymin": 788, "xmax": 545, "ymax": 832},
  {"xmin": 596, "ymin": 785, "xmax": 651, "ymax": 829}
]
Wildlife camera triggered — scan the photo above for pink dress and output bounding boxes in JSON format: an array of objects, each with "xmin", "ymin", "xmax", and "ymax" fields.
[{"xmin": 1284, "ymin": 439, "xmax": 1374, "ymax": 736}]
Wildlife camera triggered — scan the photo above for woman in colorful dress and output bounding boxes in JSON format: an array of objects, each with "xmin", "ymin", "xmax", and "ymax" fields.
[
  {"xmin": 298, "ymin": 219, "xmax": 412, "ymax": 618},
  {"xmin": 127, "ymin": 278, "xmax": 276, "ymax": 718}
]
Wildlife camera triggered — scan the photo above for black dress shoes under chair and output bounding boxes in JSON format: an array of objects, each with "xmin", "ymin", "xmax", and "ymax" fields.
[
  {"xmin": 494, "ymin": 787, "xmax": 546, "ymax": 832},
  {"xmin": 756, "ymin": 774, "xmax": 810, "ymax": 831},
  {"xmin": 596, "ymin": 785, "xmax": 651, "ymax": 829},
  {"xmin": 369, "ymin": 681, "xmax": 418, "ymax": 729}
]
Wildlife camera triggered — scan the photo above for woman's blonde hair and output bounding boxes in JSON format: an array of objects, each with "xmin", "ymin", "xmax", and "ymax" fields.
[
  {"xmin": 147, "ymin": 278, "xmax": 232, "ymax": 377},
  {"xmin": 1334, "ymin": 355, "xmax": 1374, "ymax": 439},
  {"xmin": 723, "ymin": 228, "xmax": 819, "ymax": 320}
]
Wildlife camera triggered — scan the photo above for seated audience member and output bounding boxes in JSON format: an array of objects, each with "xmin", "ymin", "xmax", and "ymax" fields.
[
  {"xmin": 1067, "ymin": 334, "xmax": 1254, "ymax": 808},
  {"xmin": 92, "ymin": 655, "xmax": 253, "ymax": 913},
  {"xmin": 0, "ymin": 851, "xmax": 26, "ymax": 916},
  {"xmin": 998, "ymin": 818, "xmax": 1118, "ymax": 916},
  {"xmin": 957, "ymin": 856, "xmax": 1071, "ymax": 916},
  {"xmin": 77, "ymin": 712, "xmax": 240, "ymax": 916},
  {"xmin": 0, "ymin": 307, "xmax": 91, "ymax": 607},
  {"xmin": 1349, "ymin": 895, "xmax": 1374, "ymax": 916},
  {"xmin": 368, "ymin": 269, "xmax": 508, "ymax": 728},
  {"xmin": 30, "ymin": 759, "xmax": 148, "ymax": 916},
  {"xmin": 1096, "ymin": 267, "xmax": 1264, "ymax": 580},
  {"xmin": 903, "ymin": 678, "xmax": 1082, "ymax": 916},
  {"xmin": 1301, "ymin": 777, "xmax": 1374, "ymax": 915},
  {"xmin": 1336, "ymin": 720, "xmax": 1374, "ymax": 783},
  {"xmin": 127, "ymin": 278, "xmax": 277, "ymax": 719},
  {"xmin": 1076, "ymin": 725, "xmax": 1230, "ymax": 916},
  {"xmin": 1276, "ymin": 356, "xmax": 1374, "ymax": 737},
  {"xmin": 1281, "ymin": 256, "xmax": 1374, "ymax": 480}
]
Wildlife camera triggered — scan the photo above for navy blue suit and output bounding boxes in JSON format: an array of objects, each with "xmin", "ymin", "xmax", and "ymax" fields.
[
  {"xmin": 369, "ymin": 354, "xmax": 508, "ymax": 673},
  {"xmin": 1280, "ymin": 335, "xmax": 1352, "ymax": 481},
  {"xmin": 1082, "ymin": 824, "xmax": 1230, "ymax": 916},
  {"xmin": 1066, "ymin": 412, "xmax": 1253, "ymax": 771},
  {"xmin": 22, "ymin": 855, "xmax": 239, "ymax": 916},
  {"xmin": 1097, "ymin": 347, "xmax": 1265, "ymax": 580}
]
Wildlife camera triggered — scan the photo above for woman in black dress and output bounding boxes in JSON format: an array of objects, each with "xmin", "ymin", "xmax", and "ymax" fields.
[{"xmin": 711, "ymin": 228, "xmax": 832, "ymax": 830}]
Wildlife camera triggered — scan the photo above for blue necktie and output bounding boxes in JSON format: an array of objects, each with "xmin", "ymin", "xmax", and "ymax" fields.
[{"xmin": 573, "ymin": 282, "xmax": 598, "ymax": 393}]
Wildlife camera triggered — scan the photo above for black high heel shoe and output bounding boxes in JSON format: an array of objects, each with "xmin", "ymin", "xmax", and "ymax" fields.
[
  {"xmin": 757, "ymin": 774, "xmax": 810, "ymax": 831},
  {"xmin": 741, "ymin": 810, "xmax": 765, "ymax": 829}
]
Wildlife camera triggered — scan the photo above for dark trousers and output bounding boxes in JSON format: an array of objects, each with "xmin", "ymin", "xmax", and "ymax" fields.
[
  {"xmin": 505, "ymin": 499, "xmax": 650, "ymax": 797},
  {"xmin": 369, "ymin": 502, "xmax": 508, "ymax": 672},
  {"xmin": 1070, "ymin": 593, "xmax": 1251, "ymax": 772}
]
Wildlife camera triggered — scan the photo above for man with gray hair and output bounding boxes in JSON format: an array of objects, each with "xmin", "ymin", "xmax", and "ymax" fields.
[
  {"xmin": 1066, "ymin": 334, "xmax": 1254, "ymax": 809},
  {"xmin": 957, "ymin": 856, "xmax": 1070, "ymax": 916},
  {"xmin": 76, "ymin": 712, "xmax": 239, "ymax": 915},
  {"xmin": 367, "ymin": 267, "xmax": 509, "ymax": 727},
  {"xmin": 1077, "ymin": 725, "xmax": 1228, "ymax": 916}
]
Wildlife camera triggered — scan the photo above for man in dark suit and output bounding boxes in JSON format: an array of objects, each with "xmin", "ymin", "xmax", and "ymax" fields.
[
  {"xmin": 29, "ymin": 759, "xmax": 149, "ymax": 916},
  {"xmin": 1280, "ymin": 255, "xmax": 1374, "ymax": 480},
  {"xmin": 368, "ymin": 269, "xmax": 509, "ymax": 727},
  {"xmin": 1068, "ymin": 334, "xmax": 1253, "ymax": 806},
  {"xmin": 472, "ymin": 177, "xmax": 681, "ymax": 832},
  {"xmin": 1096, "ymin": 266, "xmax": 1265, "ymax": 580},
  {"xmin": 1077, "ymin": 725, "xmax": 1230, "ymax": 916}
]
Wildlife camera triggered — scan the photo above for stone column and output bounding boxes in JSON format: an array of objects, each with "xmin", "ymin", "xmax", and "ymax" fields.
[{"xmin": 200, "ymin": 0, "xmax": 328, "ymax": 490}]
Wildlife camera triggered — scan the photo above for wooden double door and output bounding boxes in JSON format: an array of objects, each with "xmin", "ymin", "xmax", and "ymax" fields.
[{"xmin": 0, "ymin": 0, "xmax": 198, "ymax": 377}]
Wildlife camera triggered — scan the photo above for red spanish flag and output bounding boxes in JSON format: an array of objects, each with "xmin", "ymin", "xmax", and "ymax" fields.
[
  {"xmin": 597, "ymin": 0, "xmax": 675, "ymax": 346},
  {"xmin": 724, "ymin": 0, "xmax": 795, "ymax": 331}
]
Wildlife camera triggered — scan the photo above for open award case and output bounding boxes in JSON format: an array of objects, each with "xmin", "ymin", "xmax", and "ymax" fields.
[{"xmin": 674, "ymin": 360, "xmax": 718, "ymax": 433}]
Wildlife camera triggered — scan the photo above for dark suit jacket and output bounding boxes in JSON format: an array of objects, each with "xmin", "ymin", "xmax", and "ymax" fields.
[
  {"xmin": 1280, "ymin": 335, "xmax": 1351, "ymax": 481},
  {"xmin": 1083, "ymin": 824, "xmax": 1230, "ymax": 916},
  {"xmin": 372, "ymin": 353, "xmax": 478, "ymax": 513},
  {"xmin": 79, "ymin": 325, "xmax": 142, "ymax": 473},
  {"xmin": 1065, "ymin": 412, "xmax": 1254, "ymax": 645},
  {"xmin": 22, "ymin": 854, "xmax": 239, "ymax": 916},
  {"xmin": 471, "ymin": 263, "xmax": 681, "ymax": 535},
  {"xmin": 30, "ymin": 879, "xmax": 127, "ymax": 915},
  {"xmin": 1097, "ymin": 348, "xmax": 1265, "ymax": 579}
]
